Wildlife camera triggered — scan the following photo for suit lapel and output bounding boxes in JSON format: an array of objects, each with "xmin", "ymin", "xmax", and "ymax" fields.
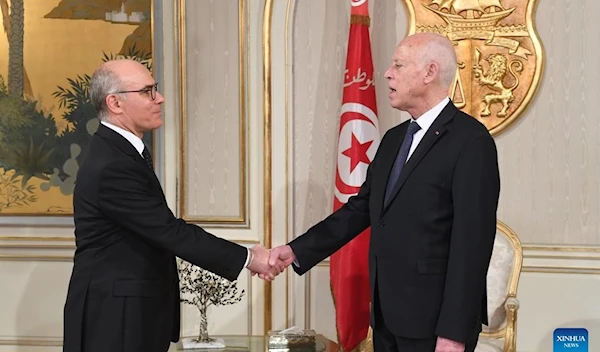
[
  {"xmin": 382, "ymin": 102, "xmax": 457, "ymax": 212},
  {"xmin": 96, "ymin": 125, "xmax": 164, "ymax": 195}
]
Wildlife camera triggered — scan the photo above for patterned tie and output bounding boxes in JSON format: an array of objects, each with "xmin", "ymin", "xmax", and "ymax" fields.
[
  {"xmin": 384, "ymin": 121, "xmax": 421, "ymax": 205},
  {"xmin": 142, "ymin": 146, "xmax": 154, "ymax": 171}
]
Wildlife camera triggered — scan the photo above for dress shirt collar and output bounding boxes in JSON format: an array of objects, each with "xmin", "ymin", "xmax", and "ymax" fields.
[
  {"xmin": 100, "ymin": 120, "xmax": 145, "ymax": 156},
  {"xmin": 410, "ymin": 97, "xmax": 450, "ymax": 131}
]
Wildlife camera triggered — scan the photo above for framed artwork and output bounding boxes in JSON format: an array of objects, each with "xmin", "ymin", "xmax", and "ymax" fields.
[{"xmin": 0, "ymin": 0, "xmax": 154, "ymax": 217}]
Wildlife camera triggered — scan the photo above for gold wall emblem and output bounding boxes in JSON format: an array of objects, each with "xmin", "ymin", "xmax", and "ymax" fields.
[{"xmin": 404, "ymin": 0, "xmax": 544, "ymax": 135}]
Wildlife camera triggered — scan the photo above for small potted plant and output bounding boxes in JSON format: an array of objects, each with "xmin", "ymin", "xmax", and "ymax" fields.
[{"xmin": 178, "ymin": 259, "xmax": 245, "ymax": 349}]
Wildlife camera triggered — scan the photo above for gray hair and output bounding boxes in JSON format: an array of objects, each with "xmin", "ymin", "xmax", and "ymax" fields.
[
  {"xmin": 418, "ymin": 34, "xmax": 458, "ymax": 88},
  {"xmin": 89, "ymin": 65, "xmax": 123, "ymax": 121}
]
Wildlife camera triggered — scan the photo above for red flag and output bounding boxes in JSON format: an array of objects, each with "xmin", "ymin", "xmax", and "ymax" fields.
[{"xmin": 330, "ymin": 0, "xmax": 380, "ymax": 351}]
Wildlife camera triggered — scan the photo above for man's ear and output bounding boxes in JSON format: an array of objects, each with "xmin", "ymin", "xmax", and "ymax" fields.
[
  {"xmin": 106, "ymin": 94, "xmax": 123, "ymax": 114},
  {"xmin": 423, "ymin": 62, "xmax": 439, "ymax": 84}
]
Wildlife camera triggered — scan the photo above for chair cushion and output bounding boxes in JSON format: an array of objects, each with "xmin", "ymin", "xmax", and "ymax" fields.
[
  {"xmin": 484, "ymin": 231, "xmax": 515, "ymax": 331},
  {"xmin": 475, "ymin": 337, "xmax": 504, "ymax": 352}
]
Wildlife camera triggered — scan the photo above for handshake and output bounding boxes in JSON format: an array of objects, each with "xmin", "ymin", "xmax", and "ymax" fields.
[{"xmin": 246, "ymin": 245, "xmax": 296, "ymax": 281}]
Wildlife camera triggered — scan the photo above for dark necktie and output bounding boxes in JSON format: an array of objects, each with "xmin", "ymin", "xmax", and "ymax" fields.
[
  {"xmin": 384, "ymin": 121, "xmax": 421, "ymax": 204},
  {"xmin": 142, "ymin": 146, "xmax": 154, "ymax": 171}
]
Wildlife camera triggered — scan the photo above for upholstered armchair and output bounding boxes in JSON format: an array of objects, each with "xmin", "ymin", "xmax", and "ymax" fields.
[
  {"xmin": 475, "ymin": 220, "xmax": 523, "ymax": 352},
  {"xmin": 362, "ymin": 220, "xmax": 523, "ymax": 352}
]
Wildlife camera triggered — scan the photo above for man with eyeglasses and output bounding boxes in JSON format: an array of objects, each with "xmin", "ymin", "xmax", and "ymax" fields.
[{"xmin": 62, "ymin": 59, "xmax": 284, "ymax": 352}]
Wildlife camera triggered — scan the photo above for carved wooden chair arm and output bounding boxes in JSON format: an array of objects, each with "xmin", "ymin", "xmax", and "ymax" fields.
[{"xmin": 503, "ymin": 295, "xmax": 520, "ymax": 352}]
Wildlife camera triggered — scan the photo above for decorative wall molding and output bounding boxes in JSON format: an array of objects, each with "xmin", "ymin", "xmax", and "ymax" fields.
[
  {"xmin": 0, "ymin": 336, "xmax": 62, "ymax": 346},
  {"xmin": 177, "ymin": 0, "xmax": 249, "ymax": 226}
]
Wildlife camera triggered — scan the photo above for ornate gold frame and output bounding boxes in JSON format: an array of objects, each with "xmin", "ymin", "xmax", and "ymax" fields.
[
  {"xmin": 263, "ymin": 0, "xmax": 274, "ymax": 334},
  {"xmin": 177, "ymin": 0, "xmax": 248, "ymax": 226}
]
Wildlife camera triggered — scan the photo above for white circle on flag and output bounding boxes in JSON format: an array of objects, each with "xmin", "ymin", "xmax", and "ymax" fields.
[
  {"xmin": 351, "ymin": 0, "xmax": 367, "ymax": 7},
  {"xmin": 337, "ymin": 103, "xmax": 380, "ymax": 188}
]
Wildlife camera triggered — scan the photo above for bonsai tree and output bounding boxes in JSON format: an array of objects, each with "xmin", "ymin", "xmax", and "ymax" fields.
[{"xmin": 178, "ymin": 259, "xmax": 245, "ymax": 345}]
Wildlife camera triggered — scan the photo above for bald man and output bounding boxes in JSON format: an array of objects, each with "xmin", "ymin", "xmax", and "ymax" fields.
[
  {"xmin": 269, "ymin": 33, "xmax": 500, "ymax": 352},
  {"xmin": 62, "ymin": 59, "xmax": 282, "ymax": 352}
]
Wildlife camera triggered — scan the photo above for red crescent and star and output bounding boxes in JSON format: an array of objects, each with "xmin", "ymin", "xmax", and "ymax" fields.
[{"xmin": 341, "ymin": 133, "xmax": 373, "ymax": 173}]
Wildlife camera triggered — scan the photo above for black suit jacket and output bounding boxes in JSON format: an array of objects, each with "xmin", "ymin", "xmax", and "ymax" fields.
[
  {"xmin": 63, "ymin": 125, "xmax": 248, "ymax": 352},
  {"xmin": 289, "ymin": 101, "xmax": 500, "ymax": 343}
]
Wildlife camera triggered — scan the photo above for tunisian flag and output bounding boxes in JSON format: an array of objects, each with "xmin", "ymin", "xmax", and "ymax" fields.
[{"xmin": 330, "ymin": 0, "xmax": 380, "ymax": 351}]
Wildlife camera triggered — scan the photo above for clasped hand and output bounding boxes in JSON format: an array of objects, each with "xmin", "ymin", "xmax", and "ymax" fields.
[{"xmin": 247, "ymin": 245, "xmax": 296, "ymax": 281}]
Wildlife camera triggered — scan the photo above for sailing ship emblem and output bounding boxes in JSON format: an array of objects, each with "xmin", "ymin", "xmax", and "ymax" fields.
[{"xmin": 404, "ymin": 0, "xmax": 544, "ymax": 135}]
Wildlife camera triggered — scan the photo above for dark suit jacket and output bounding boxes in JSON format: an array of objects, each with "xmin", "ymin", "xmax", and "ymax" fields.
[
  {"xmin": 289, "ymin": 101, "xmax": 500, "ymax": 343},
  {"xmin": 63, "ymin": 125, "xmax": 248, "ymax": 352}
]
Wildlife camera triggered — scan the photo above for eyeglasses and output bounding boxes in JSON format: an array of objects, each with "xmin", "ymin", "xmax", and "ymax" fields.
[{"xmin": 116, "ymin": 82, "xmax": 159, "ymax": 100}]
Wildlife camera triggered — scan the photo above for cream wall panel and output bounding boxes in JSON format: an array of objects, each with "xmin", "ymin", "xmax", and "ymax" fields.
[
  {"xmin": 308, "ymin": 265, "xmax": 336, "ymax": 342},
  {"xmin": 516, "ymin": 270, "xmax": 600, "ymax": 352},
  {"xmin": 290, "ymin": 0, "xmax": 346, "ymax": 241},
  {"xmin": 179, "ymin": 0, "xmax": 247, "ymax": 224},
  {"xmin": 495, "ymin": 0, "xmax": 600, "ymax": 245},
  {"xmin": 0, "ymin": 261, "xmax": 71, "ymax": 344}
]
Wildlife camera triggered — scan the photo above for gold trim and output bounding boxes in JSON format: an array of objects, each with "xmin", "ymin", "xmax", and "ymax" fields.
[
  {"xmin": 150, "ymin": 0, "xmax": 157, "ymax": 171},
  {"xmin": 306, "ymin": 267, "xmax": 311, "ymax": 330},
  {"xmin": 0, "ymin": 236, "xmax": 73, "ymax": 242},
  {"xmin": 247, "ymin": 265, "xmax": 253, "ymax": 335},
  {"xmin": 0, "ymin": 255, "xmax": 72, "ymax": 261},
  {"xmin": 522, "ymin": 266, "xmax": 600, "ymax": 275},
  {"xmin": 504, "ymin": 296, "xmax": 518, "ymax": 352},
  {"xmin": 0, "ymin": 244, "xmax": 75, "ymax": 250},
  {"xmin": 525, "ymin": 254, "xmax": 600, "ymax": 261},
  {"xmin": 284, "ymin": 0, "xmax": 293, "ymax": 327},
  {"xmin": 0, "ymin": 337, "xmax": 62, "ymax": 346},
  {"xmin": 524, "ymin": 245, "xmax": 600, "ymax": 252},
  {"xmin": 403, "ymin": 0, "xmax": 416, "ymax": 37},
  {"xmin": 263, "ymin": 0, "xmax": 274, "ymax": 334},
  {"xmin": 177, "ymin": 0, "xmax": 248, "ymax": 226}
]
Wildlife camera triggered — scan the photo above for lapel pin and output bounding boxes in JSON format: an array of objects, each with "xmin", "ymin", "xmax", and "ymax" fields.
[{"xmin": 435, "ymin": 131, "xmax": 440, "ymax": 135}]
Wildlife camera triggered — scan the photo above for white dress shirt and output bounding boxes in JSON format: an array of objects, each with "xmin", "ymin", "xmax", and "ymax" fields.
[
  {"xmin": 101, "ymin": 121, "xmax": 145, "ymax": 156},
  {"xmin": 100, "ymin": 121, "xmax": 252, "ymax": 268},
  {"xmin": 407, "ymin": 97, "xmax": 449, "ymax": 161}
]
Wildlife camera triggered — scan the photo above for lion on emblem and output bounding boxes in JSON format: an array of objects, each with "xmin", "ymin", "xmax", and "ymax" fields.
[{"xmin": 473, "ymin": 51, "xmax": 524, "ymax": 118}]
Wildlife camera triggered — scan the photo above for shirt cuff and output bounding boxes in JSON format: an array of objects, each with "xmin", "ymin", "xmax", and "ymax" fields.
[{"xmin": 244, "ymin": 248, "xmax": 251, "ymax": 268}]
